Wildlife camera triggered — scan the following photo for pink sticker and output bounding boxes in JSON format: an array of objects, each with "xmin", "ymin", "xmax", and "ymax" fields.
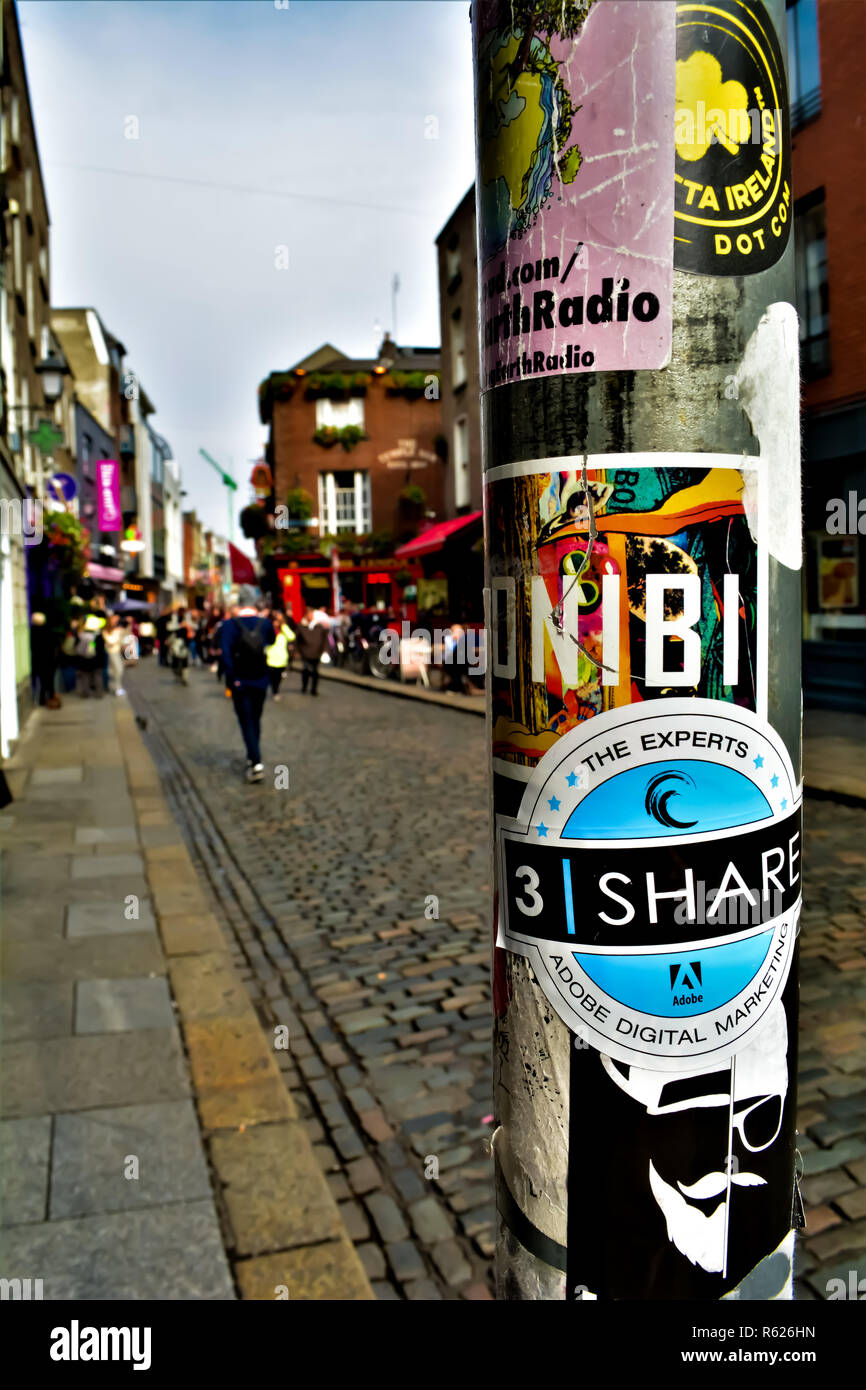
[{"xmin": 475, "ymin": 0, "xmax": 675, "ymax": 391}]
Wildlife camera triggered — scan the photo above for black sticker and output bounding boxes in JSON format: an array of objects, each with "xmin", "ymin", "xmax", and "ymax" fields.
[{"xmin": 674, "ymin": 0, "xmax": 791, "ymax": 276}]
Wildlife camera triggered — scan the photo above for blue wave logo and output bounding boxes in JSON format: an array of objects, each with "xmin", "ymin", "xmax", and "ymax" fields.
[{"xmin": 561, "ymin": 760, "xmax": 772, "ymax": 840}]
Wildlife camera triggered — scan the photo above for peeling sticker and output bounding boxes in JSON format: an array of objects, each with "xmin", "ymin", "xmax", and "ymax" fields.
[
  {"xmin": 474, "ymin": 0, "xmax": 675, "ymax": 390},
  {"xmin": 736, "ymin": 304, "xmax": 802, "ymax": 571}
]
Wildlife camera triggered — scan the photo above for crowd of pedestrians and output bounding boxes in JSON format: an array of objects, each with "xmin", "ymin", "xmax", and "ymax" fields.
[
  {"xmin": 29, "ymin": 597, "xmax": 140, "ymax": 705},
  {"xmin": 32, "ymin": 587, "xmax": 339, "ymax": 784},
  {"xmin": 31, "ymin": 585, "xmax": 476, "ymax": 782}
]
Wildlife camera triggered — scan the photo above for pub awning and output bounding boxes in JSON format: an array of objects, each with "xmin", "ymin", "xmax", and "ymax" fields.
[{"xmin": 394, "ymin": 511, "xmax": 482, "ymax": 559}]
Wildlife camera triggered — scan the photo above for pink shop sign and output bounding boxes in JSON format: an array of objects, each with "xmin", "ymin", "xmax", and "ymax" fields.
[{"xmin": 96, "ymin": 459, "xmax": 121, "ymax": 533}]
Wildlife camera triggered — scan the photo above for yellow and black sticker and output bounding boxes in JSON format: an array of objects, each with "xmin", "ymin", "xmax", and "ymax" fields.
[{"xmin": 674, "ymin": 0, "xmax": 791, "ymax": 276}]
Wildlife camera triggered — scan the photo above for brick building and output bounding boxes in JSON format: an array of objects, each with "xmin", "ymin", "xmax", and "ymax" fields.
[
  {"xmin": 435, "ymin": 188, "xmax": 482, "ymax": 516},
  {"xmin": 259, "ymin": 336, "xmax": 444, "ymax": 543},
  {"xmin": 792, "ymin": 0, "xmax": 866, "ymax": 709}
]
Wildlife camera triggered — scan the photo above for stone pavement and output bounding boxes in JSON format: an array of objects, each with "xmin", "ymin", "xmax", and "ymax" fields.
[
  {"xmin": 803, "ymin": 708, "xmax": 866, "ymax": 803},
  {"xmin": 0, "ymin": 695, "xmax": 371, "ymax": 1300},
  {"xmin": 326, "ymin": 664, "xmax": 866, "ymax": 805},
  {"xmin": 121, "ymin": 656, "xmax": 866, "ymax": 1301}
]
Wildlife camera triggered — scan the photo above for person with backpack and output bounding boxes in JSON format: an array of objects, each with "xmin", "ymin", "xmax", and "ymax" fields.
[{"xmin": 221, "ymin": 587, "xmax": 275, "ymax": 782}]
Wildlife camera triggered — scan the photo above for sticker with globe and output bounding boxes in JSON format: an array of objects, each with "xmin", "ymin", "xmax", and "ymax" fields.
[
  {"xmin": 674, "ymin": 0, "xmax": 791, "ymax": 275},
  {"xmin": 474, "ymin": 0, "xmax": 675, "ymax": 390},
  {"xmin": 496, "ymin": 697, "xmax": 801, "ymax": 1071}
]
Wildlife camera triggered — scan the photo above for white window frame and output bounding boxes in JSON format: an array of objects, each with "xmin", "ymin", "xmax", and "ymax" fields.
[
  {"xmin": 319, "ymin": 470, "xmax": 370, "ymax": 535},
  {"xmin": 26, "ymin": 264, "xmax": 35, "ymax": 339},
  {"xmin": 450, "ymin": 312, "xmax": 467, "ymax": 389},
  {"xmin": 315, "ymin": 397, "xmax": 365, "ymax": 430},
  {"xmin": 454, "ymin": 415, "xmax": 470, "ymax": 509}
]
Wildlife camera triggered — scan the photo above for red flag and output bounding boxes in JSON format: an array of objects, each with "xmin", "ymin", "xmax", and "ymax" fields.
[{"xmin": 229, "ymin": 542, "xmax": 256, "ymax": 583}]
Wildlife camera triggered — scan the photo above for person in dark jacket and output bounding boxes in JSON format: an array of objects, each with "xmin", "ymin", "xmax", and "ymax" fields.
[
  {"xmin": 288, "ymin": 607, "xmax": 330, "ymax": 695},
  {"xmin": 221, "ymin": 587, "xmax": 275, "ymax": 782}
]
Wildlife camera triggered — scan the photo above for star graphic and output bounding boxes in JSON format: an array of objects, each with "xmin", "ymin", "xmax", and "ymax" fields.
[
  {"xmin": 781, "ymin": 799, "xmax": 788, "ymax": 811},
  {"xmin": 566, "ymin": 770, "xmax": 579, "ymax": 787},
  {"xmin": 548, "ymin": 796, "xmax": 561, "ymax": 811},
  {"xmin": 537, "ymin": 822, "xmax": 548, "ymax": 839},
  {"xmin": 754, "ymin": 755, "xmax": 764, "ymax": 769},
  {"xmin": 770, "ymin": 774, "xmax": 779, "ymax": 788}
]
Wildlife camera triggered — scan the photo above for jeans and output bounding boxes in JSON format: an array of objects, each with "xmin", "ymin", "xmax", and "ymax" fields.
[
  {"xmin": 231, "ymin": 685, "xmax": 266, "ymax": 763},
  {"xmin": 268, "ymin": 667, "xmax": 284, "ymax": 696}
]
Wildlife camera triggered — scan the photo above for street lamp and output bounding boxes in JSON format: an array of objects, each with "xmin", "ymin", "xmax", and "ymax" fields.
[{"xmin": 34, "ymin": 351, "xmax": 70, "ymax": 405}]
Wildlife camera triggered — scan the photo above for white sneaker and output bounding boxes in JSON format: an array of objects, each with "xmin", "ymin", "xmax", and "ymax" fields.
[
  {"xmin": 246, "ymin": 763, "xmax": 264, "ymax": 784},
  {"xmin": 116, "ymin": 688, "xmax": 125, "ymax": 696}
]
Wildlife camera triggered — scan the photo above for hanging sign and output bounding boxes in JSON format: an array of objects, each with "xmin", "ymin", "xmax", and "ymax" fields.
[{"xmin": 96, "ymin": 460, "xmax": 122, "ymax": 533}]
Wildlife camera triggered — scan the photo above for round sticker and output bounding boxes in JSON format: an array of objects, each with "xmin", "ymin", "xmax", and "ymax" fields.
[
  {"xmin": 674, "ymin": 0, "xmax": 791, "ymax": 276},
  {"xmin": 497, "ymin": 698, "xmax": 801, "ymax": 1071}
]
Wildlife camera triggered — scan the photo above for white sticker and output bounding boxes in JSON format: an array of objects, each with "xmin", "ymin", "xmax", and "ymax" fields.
[{"xmin": 497, "ymin": 698, "xmax": 800, "ymax": 1071}]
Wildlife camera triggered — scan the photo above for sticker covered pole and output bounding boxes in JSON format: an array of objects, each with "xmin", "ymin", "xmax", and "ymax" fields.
[{"xmin": 473, "ymin": 0, "xmax": 802, "ymax": 1299}]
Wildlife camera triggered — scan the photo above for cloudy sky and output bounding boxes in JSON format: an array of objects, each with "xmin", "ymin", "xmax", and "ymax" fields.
[{"xmin": 19, "ymin": 0, "xmax": 475, "ymax": 542}]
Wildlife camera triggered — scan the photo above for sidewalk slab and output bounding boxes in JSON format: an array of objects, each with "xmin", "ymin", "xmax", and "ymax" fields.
[
  {"xmin": 0, "ymin": 693, "xmax": 375, "ymax": 1302},
  {"xmin": 804, "ymin": 708, "xmax": 866, "ymax": 802},
  {"xmin": 66, "ymin": 900, "xmax": 157, "ymax": 937},
  {"xmin": 2, "ymin": 1030, "xmax": 189, "ymax": 1116},
  {"xmin": 0, "ymin": 1116, "xmax": 52, "ymax": 1225},
  {"xmin": 50, "ymin": 1100, "xmax": 212, "ymax": 1219},
  {"xmin": 0, "ymin": 1201, "xmax": 234, "ymax": 1300},
  {"xmin": 75, "ymin": 977, "xmax": 175, "ymax": 1033}
]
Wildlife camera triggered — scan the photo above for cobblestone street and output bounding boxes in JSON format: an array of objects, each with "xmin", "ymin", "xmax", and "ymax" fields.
[{"xmin": 117, "ymin": 657, "xmax": 866, "ymax": 1301}]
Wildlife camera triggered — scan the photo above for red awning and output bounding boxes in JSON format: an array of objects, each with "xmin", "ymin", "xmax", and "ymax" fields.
[
  {"xmin": 394, "ymin": 511, "xmax": 482, "ymax": 559},
  {"xmin": 229, "ymin": 542, "xmax": 257, "ymax": 583}
]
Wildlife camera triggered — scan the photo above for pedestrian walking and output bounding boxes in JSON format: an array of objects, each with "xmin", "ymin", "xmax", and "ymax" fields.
[
  {"xmin": 332, "ymin": 604, "xmax": 352, "ymax": 668},
  {"xmin": 166, "ymin": 607, "xmax": 192, "ymax": 685},
  {"xmin": 208, "ymin": 609, "xmax": 226, "ymax": 680},
  {"xmin": 221, "ymin": 587, "xmax": 275, "ymax": 782},
  {"xmin": 264, "ymin": 610, "xmax": 292, "ymax": 700},
  {"xmin": 59, "ymin": 623, "xmax": 79, "ymax": 693},
  {"xmin": 155, "ymin": 607, "xmax": 171, "ymax": 667},
  {"xmin": 288, "ymin": 606, "xmax": 330, "ymax": 696},
  {"xmin": 76, "ymin": 620, "xmax": 105, "ymax": 698},
  {"xmin": 443, "ymin": 622, "xmax": 469, "ymax": 695},
  {"xmin": 103, "ymin": 614, "xmax": 127, "ymax": 695},
  {"xmin": 30, "ymin": 612, "xmax": 60, "ymax": 707},
  {"xmin": 138, "ymin": 617, "xmax": 155, "ymax": 658}
]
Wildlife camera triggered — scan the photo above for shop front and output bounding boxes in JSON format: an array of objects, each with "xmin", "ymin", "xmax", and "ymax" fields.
[
  {"xmin": 274, "ymin": 551, "xmax": 419, "ymax": 622},
  {"xmin": 394, "ymin": 510, "xmax": 483, "ymax": 625},
  {"xmin": 802, "ymin": 401, "xmax": 866, "ymax": 712}
]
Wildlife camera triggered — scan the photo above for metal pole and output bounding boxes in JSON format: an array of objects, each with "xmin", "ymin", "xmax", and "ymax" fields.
[{"xmin": 475, "ymin": 0, "xmax": 801, "ymax": 1300}]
